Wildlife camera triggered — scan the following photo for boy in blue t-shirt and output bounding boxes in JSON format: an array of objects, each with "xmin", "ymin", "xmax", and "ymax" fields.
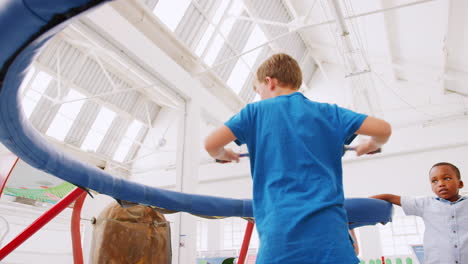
[{"xmin": 205, "ymin": 53, "xmax": 391, "ymax": 263}]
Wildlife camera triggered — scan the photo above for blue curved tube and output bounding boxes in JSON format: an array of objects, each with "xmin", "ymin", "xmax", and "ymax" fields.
[{"xmin": 0, "ymin": 0, "xmax": 393, "ymax": 225}]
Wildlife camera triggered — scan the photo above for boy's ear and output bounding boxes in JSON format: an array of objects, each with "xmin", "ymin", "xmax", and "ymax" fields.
[
  {"xmin": 459, "ymin": 180, "xmax": 464, "ymax": 189},
  {"xmin": 266, "ymin": 77, "xmax": 276, "ymax": 90}
]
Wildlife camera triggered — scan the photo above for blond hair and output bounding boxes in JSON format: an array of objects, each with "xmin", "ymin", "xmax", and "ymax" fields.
[{"xmin": 255, "ymin": 53, "xmax": 302, "ymax": 90}]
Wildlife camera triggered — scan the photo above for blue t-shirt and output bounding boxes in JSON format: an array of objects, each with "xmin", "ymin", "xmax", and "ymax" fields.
[{"xmin": 225, "ymin": 92, "xmax": 366, "ymax": 264}]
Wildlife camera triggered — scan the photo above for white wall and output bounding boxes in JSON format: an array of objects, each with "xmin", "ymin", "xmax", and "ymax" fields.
[
  {"xmin": 343, "ymin": 119, "xmax": 468, "ymax": 197},
  {"xmin": 197, "ymin": 173, "xmax": 252, "ymax": 199},
  {"xmin": 132, "ymin": 107, "xmax": 182, "ymax": 187}
]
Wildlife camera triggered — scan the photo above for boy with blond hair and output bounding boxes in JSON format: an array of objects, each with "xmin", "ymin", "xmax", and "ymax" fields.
[
  {"xmin": 205, "ymin": 53, "xmax": 391, "ymax": 263},
  {"xmin": 371, "ymin": 162, "xmax": 467, "ymax": 264}
]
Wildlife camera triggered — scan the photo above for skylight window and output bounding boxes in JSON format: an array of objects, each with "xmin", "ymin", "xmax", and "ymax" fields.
[
  {"xmin": 20, "ymin": 66, "xmax": 36, "ymax": 93},
  {"xmin": 226, "ymin": 60, "xmax": 250, "ymax": 94},
  {"xmin": 203, "ymin": 33, "xmax": 225, "ymax": 66},
  {"xmin": 195, "ymin": 0, "xmax": 230, "ymax": 57},
  {"xmin": 195, "ymin": 25, "xmax": 215, "ymax": 57},
  {"xmin": 22, "ymin": 70, "xmax": 52, "ymax": 118},
  {"xmin": 241, "ymin": 25, "xmax": 267, "ymax": 68},
  {"xmin": 226, "ymin": 25, "xmax": 267, "ymax": 94},
  {"xmin": 220, "ymin": 1, "xmax": 245, "ymax": 36},
  {"xmin": 81, "ymin": 107, "xmax": 116, "ymax": 152},
  {"xmin": 46, "ymin": 89, "xmax": 85, "ymax": 141},
  {"xmin": 113, "ymin": 120, "xmax": 144, "ymax": 162},
  {"xmin": 197, "ymin": 1, "xmax": 246, "ymax": 66},
  {"xmin": 212, "ymin": 0, "xmax": 230, "ymax": 24},
  {"xmin": 153, "ymin": 0, "xmax": 191, "ymax": 31}
]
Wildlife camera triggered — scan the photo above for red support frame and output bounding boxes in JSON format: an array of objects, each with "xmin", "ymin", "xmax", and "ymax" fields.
[
  {"xmin": 0, "ymin": 187, "xmax": 87, "ymax": 260},
  {"xmin": 238, "ymin": 220, "xmax": 255, "ymax": 264},
  {"xmin": 71, "ymin": 191, "xmax": 87, "ymax": 264}
]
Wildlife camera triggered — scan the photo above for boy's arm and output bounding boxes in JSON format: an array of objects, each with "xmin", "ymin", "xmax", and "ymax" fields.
[
  {"xmin": 354, "ymin": 116, "xmax": 392, "ymax": 156},
  {"xmin": 370, "ymin": 194, "xmax": 401, "ymax": 206},
  {"xmin": 349, "ymin": 229, "xmax": 359, "ymax": 255},
  {"xmin": 204, "ymin": 125, "xmax": 240, "ymax": 162}
]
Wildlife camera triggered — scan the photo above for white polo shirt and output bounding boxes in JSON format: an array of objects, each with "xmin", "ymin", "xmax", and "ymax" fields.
[{"xmin": 402, "ymin": 196, "xmax": 468, "ymax": 264}]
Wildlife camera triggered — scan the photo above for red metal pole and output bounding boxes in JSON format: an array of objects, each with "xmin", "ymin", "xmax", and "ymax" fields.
[
  {"xmin": 238, "ymin": 220, "xmax": 255, "ymax": 264},
  {"xmin": 0, "ymin": 187, "xmax": 86, "ymax": 260},
  {"xmin": 71, "ymin": 191, "xmax": 87, "ymax": 264}
]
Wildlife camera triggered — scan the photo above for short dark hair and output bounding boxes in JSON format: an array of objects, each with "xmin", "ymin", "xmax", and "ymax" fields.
[{"xmin": 430, "ymin": 162, "xmax": 461, "ymax": 179}]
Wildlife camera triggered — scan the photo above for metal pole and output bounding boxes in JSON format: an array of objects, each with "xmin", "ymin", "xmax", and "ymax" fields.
[
  {"xmin": 238, "ymin": 220, "xmax": 255, "ymax": 264},
  {"xmin": 71, "ymin": 191, "xmax": 88, "ymax": 264},
  {"xmin": 0, "ymin": 187, "xmax": 86, "ymax": 260}
]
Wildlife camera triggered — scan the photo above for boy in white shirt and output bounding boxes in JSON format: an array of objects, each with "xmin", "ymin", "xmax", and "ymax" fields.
[{"xmin": 371, "ymin": 162, "xmax": 467, "ymax": 264}]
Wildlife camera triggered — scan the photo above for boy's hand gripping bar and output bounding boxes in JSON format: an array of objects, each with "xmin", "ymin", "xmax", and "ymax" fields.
[
  {"xmin": 215, "ymin": 153, "xmax": 249, "ymax": 163},
  {"xmin": 343, "ymin": 145, "xmax": 382, "ymax": 155}
]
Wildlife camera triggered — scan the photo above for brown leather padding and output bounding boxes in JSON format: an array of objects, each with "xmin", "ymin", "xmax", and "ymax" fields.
[{"xmin": 91, "ymin": 202, "xmax": 171, "ymax": 264}]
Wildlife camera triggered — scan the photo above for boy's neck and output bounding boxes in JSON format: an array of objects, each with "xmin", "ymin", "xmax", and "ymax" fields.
[
  {"xmin": 272, "ymin": 86, "xmax": 299, "ymax": 97},
  {"xmin": 438, "ymin": 194, "xmax": 461, "ymax": 202}
]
